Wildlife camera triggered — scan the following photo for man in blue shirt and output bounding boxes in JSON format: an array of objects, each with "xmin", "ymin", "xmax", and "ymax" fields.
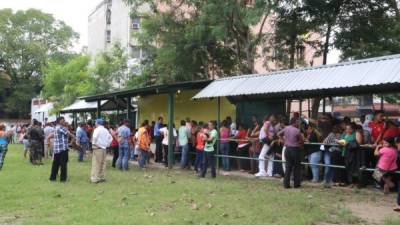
[
  {"xmin": 48, "ymin": 117, "xmax": 75, "ymax": 182},
  {"xmin": 116, "ymin": 120, "xmax": 131, "ymax": 170},
  {"xmin": 76, "ymin": 122, "xmax": 89, "ymax": 162},
  {"xmin": 154, "ymin": 116, "xmax": 163, "ymax": 163}
]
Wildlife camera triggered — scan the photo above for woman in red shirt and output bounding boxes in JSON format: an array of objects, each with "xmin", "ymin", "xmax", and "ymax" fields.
[
  {"xmin": 194, "ymin": 124, "xmax": 207, "ymax": 173},
  {"xmin": 234, "ymin": 124, "xmax": 249, "ymax": 171}
]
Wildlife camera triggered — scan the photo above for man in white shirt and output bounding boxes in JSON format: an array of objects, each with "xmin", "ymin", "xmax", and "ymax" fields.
[
  {"xmin": 159, "ymin": 124, "xmax": 177, "ymax": 167},
  {"xmin": 91, "ymin": 119, "xmax": 113, "ymax": 183}
]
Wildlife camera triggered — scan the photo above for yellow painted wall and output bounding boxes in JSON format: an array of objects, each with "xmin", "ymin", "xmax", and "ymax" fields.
[{"xmin": 137, "ymin": 89, "xmax": 236, "ymax": 125}]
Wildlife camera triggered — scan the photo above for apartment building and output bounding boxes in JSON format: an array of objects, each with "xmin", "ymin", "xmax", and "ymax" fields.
[{"xmin": 88, "ymin": 0, "xmax": 148, "ymax": 72}]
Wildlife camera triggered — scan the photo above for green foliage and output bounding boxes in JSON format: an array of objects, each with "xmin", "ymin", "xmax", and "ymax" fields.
[
  {"xmin": 0, "ymin": 8, "xmax": 78, "ymax": 118},
  {"xmin": 333, "ymin": 0, "xmax": 400, "ymax": 60},
  {"xmin": 42, "ymin": 43, "xmax": 130, "ymax": 113},
  {"xmin": 43, "ymin": 56, "xmax": 93, "ymax": 113},
  {"xmin": 125, "ymin": 0, "xmax": 274, "ymax": 87},
  {"xmin": 91, "ymin": 42, "xmax": 129, "ymax": 92}
]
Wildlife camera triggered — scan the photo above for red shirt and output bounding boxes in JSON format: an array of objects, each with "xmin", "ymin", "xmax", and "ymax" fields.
[
  {"xmin": 196, "ymin": 131, "xmax": 205, "ymax": 150},
  {"xmin": 383, "ymin": 127, "xmax": 400, "ymax": 139},
  {"xmin": 237, "ymin": 129, "xmax": 247, "ymax": 145},
  {"xmin": 368, "ymin": 121, "xmax": 384, "ymax": 142}
]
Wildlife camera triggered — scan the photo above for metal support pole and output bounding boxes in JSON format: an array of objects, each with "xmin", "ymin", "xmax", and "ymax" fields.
[
  {"xmin": 322, "ymin": 98, "xmax": 326, "ymax": 114},
  {"xmin": 307, "ymin": 98, "xmax": 311, "ymax": 118},
  {"xmin": 380, "ymin": 95, "xmax": 384, "ymax": 111},
  {"xmin": 299, "ymin": 99, "xmax": 302, "ymax": 116},
  {"xmin": 97, "ymin": 100, "xmax": 101, "ymax": 119},
  {"xmin": 167, "ymin": 92, "xmax": 175, "ymax": 169},
  {"xmin": 216, "ymin": 97, "xmax": 221, "ymax": 175},
  {"xmin": 127, "ymin": 97, "xmax": 132, "ymax": 121},
  {"xmin": 73, "ymin": 112, "xmax": 77, "ymax": 129}
]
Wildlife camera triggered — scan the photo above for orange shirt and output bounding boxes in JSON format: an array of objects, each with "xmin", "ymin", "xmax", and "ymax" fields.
[{"xmin": 138, "ymin": 127, "xmax": 150, "ymax": 150}]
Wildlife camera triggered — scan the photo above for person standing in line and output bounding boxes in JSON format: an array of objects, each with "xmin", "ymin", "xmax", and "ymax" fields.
[
  {"xmin": 219, "ymin": 120, "xmax": 230, "ymax": 171},
  {"xmin": 109, "ymin": 125, "xmax": 119, "ymax": 168},
  {"xmin": 178, "ymin": 120, "xmax": 191, "ymax": 169},
  {"xmin": 43, "ymin": 123, "xmax": 54, "ymax": 159},
  {"xmin": 137, "ymin": 121, "xmax": 151, "ymax": 169},
  {"xmin": 194, "ymin": 124, "xmax": 207, "ymax": 173},
  {"xmin": 256, "ymin": 115, "xmax": 280, "ymax": 177},
  {"xmin": 48, "ymin": 117, "xmax": 75, "ymax": 182},
  {"xmin": 27, "ymin": 120, "xmax": 44, "ymax": 165},
  {"xmin": 153, "ymin": 117, "xmax": 163, "ymax": 163},
  {"xmin": 159, "ymin": 124, "xmax": 177, "ymax": 167},
  {"xmin": 200, "ymin": 121, "xmax": 218, "ymax": 178},
  {"xmin": 369, "ymin": 111, "xmax": 385, "ymax": 144},
  {"xmin": 76, "ymin": 122, "xmax": 89, "ymax": 162},
  {"xmin": 0, "ymin": 124, "xmax": 10, "ymax": 170},
  {"xmin": 116, "ymin": 120, "xmax": 131, "ymax": 171},
  {"xmin": 278, "ymin": 118, "xmax": 304, "ymax": 189},
  {"xmin": 91, "ymin": 119, "xmax": 113, "ymax": 183}
]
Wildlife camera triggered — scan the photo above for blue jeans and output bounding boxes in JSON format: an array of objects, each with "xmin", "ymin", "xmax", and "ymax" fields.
[
  {"xmin": 130, "ymin": 146, "xmax": 135, "ymax": 160},
  {"xmin": 78, "ymin": 142, "xmax": 88, "ymax": 162},
  {"xmin": 194, "ymin": 150, "xmax": 204, "ymax": 172},
  {"xmin": 323, "ymin": 151, "xmax": 333, "ymax": 183},
  {"xmin": 309, "ymin": 151, "xmax": 321, "ymax": 182},
  {"xmin": 0, "ymin": 144, "xmax": 8, "ymax": 170},
  {"xmin": 117, "ymin": 145, "xmax": 129, "ymax": 170},
  {"xmin": 139, "ymin": 150, "xmax": 147, "ymax": 168},
  {"xmin": 220, "ymin": 143, "xmax": 230, "ymax": 171},
  {"xmin": 180, "ymin": 144, "xmax": 189, "ymax": 169}
]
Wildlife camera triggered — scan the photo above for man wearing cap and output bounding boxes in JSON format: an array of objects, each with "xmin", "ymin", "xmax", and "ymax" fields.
[
  {"xmin": 116, "ymin": 120, "xmax": 131, "ymax": 171},
  {"xmin": 91, "ymin": 119, "xmax": 113, "ymax": 183},
  {"xmin": 48, "ymin": 117, "xmax": 75, "ymax": 182}
]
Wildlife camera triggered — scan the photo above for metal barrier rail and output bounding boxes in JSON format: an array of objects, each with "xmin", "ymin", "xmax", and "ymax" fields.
[{"xmin": 169, "ymin": 140, "xmax": 400, "ymax": 174}]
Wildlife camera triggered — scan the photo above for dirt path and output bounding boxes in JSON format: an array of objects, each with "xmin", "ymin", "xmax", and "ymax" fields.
[{"xmin": 346, "ymin": 195, "xmax": 399, "ymax": 225}]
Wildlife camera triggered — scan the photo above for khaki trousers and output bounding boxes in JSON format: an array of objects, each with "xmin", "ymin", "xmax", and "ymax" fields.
[{"xmin": 91, "ymin": 148, "xmax": 107, "ymax": 183}]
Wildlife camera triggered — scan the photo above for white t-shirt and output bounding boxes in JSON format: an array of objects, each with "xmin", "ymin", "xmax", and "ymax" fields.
[
  {"xmin": 92, "ymin": 125, "xmax": 113, "ymax": 149},
  {"xmin": 159, "ymin": 127, "xmax": 177, "ymax": 146}
]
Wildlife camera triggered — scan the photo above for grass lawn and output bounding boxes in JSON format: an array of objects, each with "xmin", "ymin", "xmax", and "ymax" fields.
[{"xmin": 1, "ymin": 144, "xmax": 399, "ymax": 225}]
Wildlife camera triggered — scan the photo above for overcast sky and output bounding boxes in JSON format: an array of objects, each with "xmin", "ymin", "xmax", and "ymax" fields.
[{"xmin": 0, "ymin": 0, "xmax": 101, "ymax": 51}]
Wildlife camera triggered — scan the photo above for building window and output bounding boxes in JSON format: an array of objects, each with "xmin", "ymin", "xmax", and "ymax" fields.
[
  {"xmin": 106, "ymin": 30, "xmax": 111, "ymax": 43},
  {"xmin": 106, "ymin": 9, "xmax": 111, "ymax": 25},
  {"xmin": 131, "ymin": 17, "xmax": 140, "ymax": 30},
  {"xmin": 131, "ymin": 46, "xmax": 141, "ymax": 58}
]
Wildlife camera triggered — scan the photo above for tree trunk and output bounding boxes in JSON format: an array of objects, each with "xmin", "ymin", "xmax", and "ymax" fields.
[{"xmin": 289, "ymin": 34, "xmax": 296, "ymax": 69}]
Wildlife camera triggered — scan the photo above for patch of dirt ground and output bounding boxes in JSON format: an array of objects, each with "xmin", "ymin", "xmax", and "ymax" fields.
[{"xmin": 346, "ymin": 194, "xmax": 399, "ymax": 224}]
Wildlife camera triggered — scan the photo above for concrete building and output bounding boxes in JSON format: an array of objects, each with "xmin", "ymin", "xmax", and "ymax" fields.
[{"xmin": 88, "ymin": 0, "xmax": 149, "ymax": 75}]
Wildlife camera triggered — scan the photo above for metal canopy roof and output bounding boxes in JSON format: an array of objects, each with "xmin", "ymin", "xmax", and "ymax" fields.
[
  {"xmin": 193, "ymin": 54, "xmax": 400, "ymax": 100},
  {"xmin": 60, "ymin": 99, "xmax": 135, "ymax": 113},
  {"xmin": 80, "ymin": 80, "xmax": 212, "ymax": 102}
]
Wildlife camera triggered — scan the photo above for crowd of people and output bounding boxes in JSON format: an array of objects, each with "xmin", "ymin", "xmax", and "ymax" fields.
[{"xmin": 0, "ymin": 110, "xmax": 400, "ymax": 211}]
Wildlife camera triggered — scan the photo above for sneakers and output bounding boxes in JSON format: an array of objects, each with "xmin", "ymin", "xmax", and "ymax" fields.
[{"xmin": 255, "ymin": 172, "xmax": 268, "ymax": 177}]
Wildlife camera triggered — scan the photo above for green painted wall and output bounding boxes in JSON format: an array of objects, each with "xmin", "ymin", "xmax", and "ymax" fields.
[
  {"xmin": 236, "ymin": 100, "xmax": 286, "ymax": 127},
  {"xmin": 137, "ymin": 89, "xmax": 236, "ymax": 125}
]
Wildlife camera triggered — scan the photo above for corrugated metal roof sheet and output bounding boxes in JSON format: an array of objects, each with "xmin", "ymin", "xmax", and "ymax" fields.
[{"xmin": 193, "ymin": 54, "xmax": 400, "ymax": 100}]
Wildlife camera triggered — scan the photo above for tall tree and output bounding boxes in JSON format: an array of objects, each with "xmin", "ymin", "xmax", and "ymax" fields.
[
  {"xmin": 0, "ymin": 9, "xmax": 78, "ymax": 118},
  {"xmin": 43, "ymin": 56, "xmax": 94, "ymax": 113},
  {"xmin": 125, "ymin": 0, "xmax": 275, "ymax": 87},
  {"xmin": 334, "ymin": 0, "xmax": 400, "ymax": 59},
  {"xmin": 91, "ymin": 42, "xmax": 129, "ymax": 92}
]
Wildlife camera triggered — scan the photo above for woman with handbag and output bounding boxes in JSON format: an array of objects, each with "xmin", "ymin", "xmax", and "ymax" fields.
[{"xmin": 373, "ymin": 137, "xmax": 398, "ymax": 194}]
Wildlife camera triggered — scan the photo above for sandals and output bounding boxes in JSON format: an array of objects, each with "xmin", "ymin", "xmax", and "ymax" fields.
[{"xmin": 393, "ymin": 207, "xmax": 400, "ymax": 212}]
